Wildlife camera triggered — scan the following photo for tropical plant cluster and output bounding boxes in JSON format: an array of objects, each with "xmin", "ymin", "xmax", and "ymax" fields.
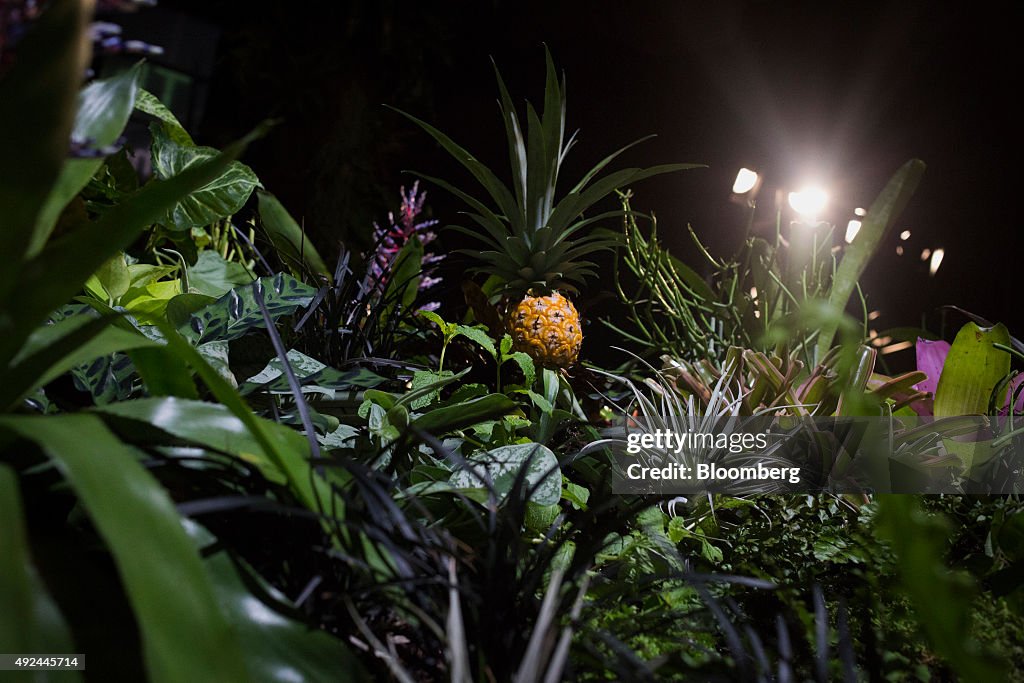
[{"xmin": 2, "ymin": 2, "xmax": 1023, "ymax": 681}]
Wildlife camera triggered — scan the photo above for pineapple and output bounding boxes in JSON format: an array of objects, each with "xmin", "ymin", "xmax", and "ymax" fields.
[{"xmin": 394, "ymin": 49, "xmax": 695, "ymax": 367}]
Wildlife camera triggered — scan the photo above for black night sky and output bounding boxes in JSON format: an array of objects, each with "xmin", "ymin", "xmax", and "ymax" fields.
[{"xmin": 117, "ymin": 0, "xmax": 1022, "ymax": 352}]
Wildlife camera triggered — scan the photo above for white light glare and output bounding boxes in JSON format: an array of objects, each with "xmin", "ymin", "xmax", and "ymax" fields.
[
  {"xmin": 732, "ymin": 168, "xmax": 759, "ymax": 194},
  {"xmin": 854, "ymin": 207, "xmax": 867, "ymax": 217},
  {"xmin": 929, "ymin": 248, "xmax": 945, "ymax": 276},
  {"xmin": 788, "ymin": 187, "xmax": 829, "ymax": 218},
  {"xmin": 900, "ymin": 230, "xmax": 911, "ymax": 240},
  {"xmin": 845, "ymin": 219, "xmax": 862, "ymax": 243}
]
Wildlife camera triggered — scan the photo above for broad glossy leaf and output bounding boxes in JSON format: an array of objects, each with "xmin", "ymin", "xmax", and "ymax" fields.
[
  {"xmin": 178, "ymin": 273, "xmax": 315, "ymax": 345},
  {"xmin": 0, "ymin": 0, "xmax": 90, "ymax": 295},
  {"xmin": 240, "ymin": 349, "xmax": 384, "ymax": 397},
  {"xmin": 0, "ymin": 465, "xmax": 82, "ymax": 680},
  {"xmin": 934, "ymin": 322, "xmax": 1011, "ymax": 417},
  {"xmin": 448, "ymin": 442, "xmax": 561, "ymax": 505},
  {"xmin": 257, "ymin": 190, "xmax": 330, "ymax": 280},
  {"xmin": 151, "ymin": 122, "xmax": 260, "ymax": 230},
  {"xmin": 187, "ymin": 250, "xmax": 254, "ymax": 298},
  {"xmin": 30, "ymin": 63, "xmax": 144, "ymax": 256},
  {"xmin": 95, "ymin": 396, "xmax": 296, "ymax": 485},
  {"xmin": 183, "ymin": 520, "xmax": 369, "ymax": 681},
  {"xmin": 817, "ymin": 160, "xmax": 925, "ymax": 358},
  {"xmin": 0, "ymin": 414, "xmax": 250, "ymax": 683}
]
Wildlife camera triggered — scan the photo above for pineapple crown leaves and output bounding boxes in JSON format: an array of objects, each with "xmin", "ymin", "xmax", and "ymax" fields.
[{"xmin": 388, "ymin": 46, "xmax": 702, "ymax": 293}]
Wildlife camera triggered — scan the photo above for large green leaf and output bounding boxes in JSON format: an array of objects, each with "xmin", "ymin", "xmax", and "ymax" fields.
[
  {"xmin": 0, "ymin": 465, "xmax": 82, "ymax": 681},
  {"xmin": 934, "ymin": 322, "xmax": 1012, "ymax": 470},
  {"xmin": 30, "ymin": 63, "xmax": 144, "ymax": 256},
  {"xmin": 151, "ymin": 121, "xmax": 261, "ymax": 230},
  {"xmin": 934, "ymin": 322, "xmax": 1012, "ymax": 417},
  {"xmin": 0, "ymin": 0, "xmax": 91, "ymax": 298},
  {"xmin": 816, "ymin": 159, "xmax": 925, "ymax": 358},
  {"xmin": 257, "ymin": 190, "xmax": 330, "ymax": 280},
  {"xmin": 0, "ymin": 414, "xmax": 249, "ymax": 683},
  {"xmin": 186, "ymin": 250, "xmax": 254, "ymax": 298},
  {"xmin": 240, "ymin": 349, "xmax": 384, "ymax": 397},
  {"xmin": 178, "ymin": 273, "xmax": 316, "ymax": 345},
  {"xmin": 183, "ymin": 520, "xmax": 369, "ymax": 681},
  {"xmin": 448, "ymin": 442, "xmax": 561, "ymax": 505},
  {"xmin": 95, "ymin": 396, "xmax": 304, "ymax": 485}
]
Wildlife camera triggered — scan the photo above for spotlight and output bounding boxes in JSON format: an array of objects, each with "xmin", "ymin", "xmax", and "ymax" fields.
[
  {"xmin": 732, "ymin": 168, "xmax": 759, "ymax": 194},
  {"xmin": 788, "ymin": 187, "xmax": 828, "ymax": 219}
]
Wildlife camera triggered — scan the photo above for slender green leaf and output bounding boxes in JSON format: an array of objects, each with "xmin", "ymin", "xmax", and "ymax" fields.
[
  {"xmin": 0, "ymin": 465, "xmax": 82, "ymax": 680},
  {"xmin": 0, "ymin": 415, "xmax": 250, "ymax": 683},
  {"xmin": 817, "ymin": 160, "xmax": 925, "ymax": 358},
  {"xmin": 30, "ymin": 63, "xmax": 144, "ymax": 255}
]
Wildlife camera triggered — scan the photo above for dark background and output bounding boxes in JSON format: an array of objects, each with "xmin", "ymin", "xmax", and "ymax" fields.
[{"xmin": 106, "ymin": 0, "xmax": 1022, "ymax": 354}]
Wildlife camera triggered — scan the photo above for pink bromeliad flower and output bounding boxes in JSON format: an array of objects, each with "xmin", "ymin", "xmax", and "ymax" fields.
[{"xmin": 370, "ymin": 181, "xmax": 443, "ymax": 311}]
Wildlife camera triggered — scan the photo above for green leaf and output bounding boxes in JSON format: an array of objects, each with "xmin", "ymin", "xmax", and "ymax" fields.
[
  {"xmin": 30, "ymin": 63, "xmax": 144, "ymax": 256},
  {"xmin": 94, "ymin": 252, "xmax": 132, "ymax": 300},
  {"xmin": 151, "ymin": 121, "xmax": 261, "ymax": 230},
  {"xmin": 448, "ymin": 442, "xmax": 561, "ymax": 505},
  {"xmin": 0, "ymin": 414, "xmax": 250, "ymax": 683},
  {"xmin": 130, "ymin": 345, "xmax": 199, "ymax": 399},
  {"xmin": 0, "ymin": 465, "xmax": 82, "ymax": 680},
  {"xmin": 134, "ymin": 87, "xmax": 193, "ymax": 145},
  {"xmin": 410, "ymin": 369, "xmax": 455, "ymax": 409},
  {"xmin": 410, "ymin": 393, "xmax": 517, "ymax": 435},
  {"xmin": 0, "ymin": 0, "xmax": 91, "ymax": 297},
  {"xmin": 178, "ymin": 273, "xmax": 316, "ymax": 345},
  {"xmin": 934, "ymin": 322, "xmax": 1012, "ymax": 417},
  {"xmin": 380, "ymin": 235, "xmax": 423, "ymax": 324},
  {"xmin": 454, "ymin": 324, "xmax": 497, "ymax": 359},
  {"xmin": 817, "ymin": 159, "xmax": 925, "ymax": 358},
  {"xmin": 187, "ymin": 250, "xmax": 254, "ymax": 298},
  {"xmin": 182, "ymin": 520, "xmax": 369, "ymax": 681},
  {"xmin": 94, "ymin": 396, "xmax": 303, "ymax": 485},
  {"xmin": 506, "ymin": 351, "xmax": 536, "ymax": 387},
  {"xmin": 257, "ymin": 190, "xmax": 330, "ymax": 280}
]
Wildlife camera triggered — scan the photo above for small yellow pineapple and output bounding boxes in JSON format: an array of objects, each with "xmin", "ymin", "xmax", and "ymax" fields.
[{"xmin": 508, "ymin": 292, "xmax": 583, "ymax": 368}]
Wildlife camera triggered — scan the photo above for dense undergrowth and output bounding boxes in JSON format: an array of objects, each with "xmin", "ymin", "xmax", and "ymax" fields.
[{"xmin": 1, "ymin": 2, "xmax": 1022, "ymax": 681}]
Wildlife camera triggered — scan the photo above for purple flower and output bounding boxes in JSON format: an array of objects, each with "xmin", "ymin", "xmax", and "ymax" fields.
[{"xmin": 370, "ymin": 181, "xmax": 443, "ymax": 308}]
